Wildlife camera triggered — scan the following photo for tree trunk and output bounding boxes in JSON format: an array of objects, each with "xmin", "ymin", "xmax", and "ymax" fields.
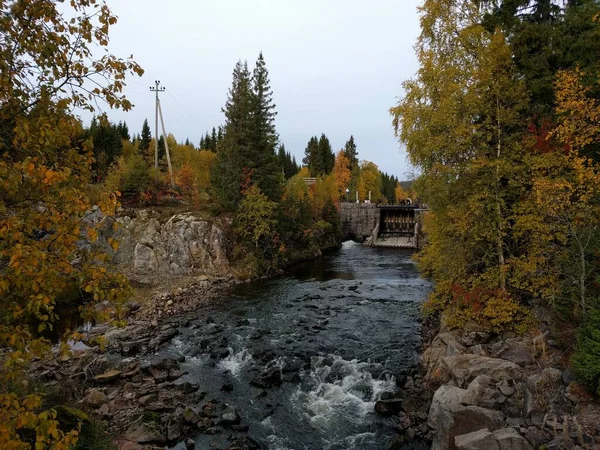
[{"xmin": 496, "ymin": 96, "xmax": 506, "ymax": 292}]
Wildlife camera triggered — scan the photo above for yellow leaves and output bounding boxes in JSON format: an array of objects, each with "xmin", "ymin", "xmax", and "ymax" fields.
[
  {"xmin": 108, "ymin": 237, "xmax": 119, "ymax": 251},
  {"xmin": 553, "ymin": 67, "xmax": 600, "ymax": 152},
  {"xmin": 87, "ymin": 228, "xmax": 98, "ymax": 243}
]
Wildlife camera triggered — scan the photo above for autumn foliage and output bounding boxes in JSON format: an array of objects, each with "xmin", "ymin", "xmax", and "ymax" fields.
[
  {"xmin": 392, "ymin": 0, "xmax": 600, "ymax": 392},
  {"xmin": 0, "ymin": 0, "xmax": 142, "ymax": 447}
]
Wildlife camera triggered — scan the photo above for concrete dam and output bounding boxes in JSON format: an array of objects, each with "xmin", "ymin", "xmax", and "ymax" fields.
[{"xmin": 340, "ymin": 203, "xmax": 425, "ymax": 249}]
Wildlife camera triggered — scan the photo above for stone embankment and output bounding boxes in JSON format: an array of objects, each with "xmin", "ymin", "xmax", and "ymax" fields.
[{"xmin": 385, "ymin": 314, "xmax": 600, "ymax": 450}]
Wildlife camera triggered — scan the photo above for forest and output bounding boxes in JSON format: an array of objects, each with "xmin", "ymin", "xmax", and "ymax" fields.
[
  {"xmin": 391, "ymin": 0, "xmax": 600, "ymax": 396},
  {"xmin": 0, "ymin": 1, "xmax": 413, "ymax": 447},
  {"xmin": 4, "ymin": 0, "xmax": 600, "ymax": 448}
]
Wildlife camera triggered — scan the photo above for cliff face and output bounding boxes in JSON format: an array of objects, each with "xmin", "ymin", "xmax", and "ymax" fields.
[{"xmin": 111, "ymin": 210, "xmax": 231, "ymax": 285}]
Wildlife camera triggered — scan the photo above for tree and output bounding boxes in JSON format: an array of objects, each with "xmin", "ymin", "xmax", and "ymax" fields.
[
  {"xmin": 139, "ymin": 119, "xmax": 152, "ymax": 155},
  {"xmin": 395, "ymin": 183, "xmax": 408, "ymax": 202},
  {"xmin": 211, "ymin": 60, "xmax": 254, "ymax": 211},
  {"xmin": 343, "ymin": 135, "xmax": 360, "ymax": 192},
  {"xmin": 391, "ymin": 0, "xmax": 531, "ymax": 327},
  {"xmin": 343, "ymin": 135, "xmax": 358, "ymax": 168},
  {"xmin": 0, "ymin": 0, "xmax": 142, "ymax": 447},
  {"xmin": 234, "ymin": 185, "xmax": 278, "ymax": 254},
  {"xmin": 249, "ymin": 51, "xmax": 282, "ymax": 201},
  {"xmin": 318, "ymin": 134, "xmax": 335, "ymax": 175},
  {"xmin": 302, "ymin": 134, "xmax": 334, "ymax": 176},
  {"xmin": 303, "ymin": 136, "xmax": 320, "ymax": 175},
  {"xmin": 332, "ymin": 151, "xmax": 351, "ymax": 199},
  {"xmin": 357, "ymin": 161, "xmax": 383, "ymax": 202},
  {"xmin": 90, "ymin": 118, "xmax": 123, "ymax": 181},
  {"xmin": 117, "ymin": 120, "xmax": 130, "ymax": 141},
  {"xmin": 277, "ymin": 144, "xmax": 299, "ymax": 180}
]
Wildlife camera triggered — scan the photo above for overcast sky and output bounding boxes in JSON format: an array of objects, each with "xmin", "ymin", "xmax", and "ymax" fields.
[{"xmin": 86, "ymin": 0, "xmax": 422, "ymax": 179}]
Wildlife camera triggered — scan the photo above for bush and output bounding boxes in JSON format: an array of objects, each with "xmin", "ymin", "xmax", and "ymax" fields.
[{"xmin": 425, "ymin": 283, "xmax": 535, "ymax": 333}]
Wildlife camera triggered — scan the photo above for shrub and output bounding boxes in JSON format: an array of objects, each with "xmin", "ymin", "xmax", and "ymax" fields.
[{"xmin": 428, "ymin": 283, "xmax": 535, "ymax": 333}]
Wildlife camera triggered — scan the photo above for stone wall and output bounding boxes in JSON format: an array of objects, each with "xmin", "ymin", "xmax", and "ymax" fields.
[{"xmin": 340, "ymin": 203, "xmax": 380, "ymax": 241}]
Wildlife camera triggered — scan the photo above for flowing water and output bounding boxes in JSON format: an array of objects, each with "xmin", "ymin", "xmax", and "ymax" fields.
[{"xmin": 163, "ymin": 241, "xmax": 432, "ymax": 450}]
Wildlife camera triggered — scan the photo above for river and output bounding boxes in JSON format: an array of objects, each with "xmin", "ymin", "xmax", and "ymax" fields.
[{"xmin": 164, "ymin": 241, "xmax": 432, "ymax": 450}]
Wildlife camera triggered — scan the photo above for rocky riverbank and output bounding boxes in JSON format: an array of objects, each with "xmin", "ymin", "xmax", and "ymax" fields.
[
  {"xmin": 385, "ymin": 311, "xmax": 600, "ymax": 450},
  {"xmin": 30, "ymin": 278, "xmax": 259, "ymax": 450}
]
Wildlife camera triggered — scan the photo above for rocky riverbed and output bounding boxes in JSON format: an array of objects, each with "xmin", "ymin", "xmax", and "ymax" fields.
[{"xmin": 30, "ymin": 242, "xmax": 433, "ymax": 450}]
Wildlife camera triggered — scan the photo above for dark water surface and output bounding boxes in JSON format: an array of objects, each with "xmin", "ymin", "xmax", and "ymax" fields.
[{"xmin": 166, "ymin": 241, "xmax": 432, "ymax": 450}]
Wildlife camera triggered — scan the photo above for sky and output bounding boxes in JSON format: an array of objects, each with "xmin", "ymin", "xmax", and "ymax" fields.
[{"xmin": 84, "ymin": 0, "xmax": 422, "ymax": 179}]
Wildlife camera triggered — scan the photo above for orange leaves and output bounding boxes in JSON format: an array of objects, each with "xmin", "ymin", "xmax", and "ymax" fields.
[{"xmin": 331, "ymin": 151, "xmax": 351, "ymax": 196}]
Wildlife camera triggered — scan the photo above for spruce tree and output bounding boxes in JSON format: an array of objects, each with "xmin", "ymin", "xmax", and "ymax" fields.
[
  {"xmin": 157, "ymin": 135, "xmax": 165, "ymax": 161},
  {"xmin": 211, "ymin": 60, "xmax": 254, "ymax": 211},
  {"xmin": 318, "ymin": 134, "xmax": 334, "ymax": 175},
  {"xmin": 303, "ymin": 136, "xmax": 320, "ymax": 175},
  {"xmin": 217, "ymin": 126, "xmax": 223, "ymax": 146},
  {"xmin": 249, "ymin": 51, "xmax": 282, "ymax": 200},
  {"xmin": 211, "ymin": 127, "xmax": 218, "ymax": 150},
  {"xmin": 139, "ymin": 119, "xmax": 151, "ymax": 153},
  {"xmin": 117, "ymin": 121, "xmax": 130, "ymax": 141},
  {"xmin": 90, "ymin": 119, "xmax": 122, "ymax": 181},
  {"xmin": 343, "ymin": 135, "xmax": 358, "ymax": 168}
]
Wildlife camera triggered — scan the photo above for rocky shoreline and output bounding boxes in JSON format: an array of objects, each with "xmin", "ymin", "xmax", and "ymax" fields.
[
  {"xmin": 385, "ymin": 311, "xmax": 600, "ymax": 450},
  {"xmin": 30, "ymin": 278, "xmax": 243, "ymax": 450}
]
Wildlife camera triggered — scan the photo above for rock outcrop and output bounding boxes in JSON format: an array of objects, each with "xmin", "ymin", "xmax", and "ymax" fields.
[
  {"xmin": 414, "ymin": 316, "xmax": 600, "ymax": 450},
  {"xmin": 99, "ymin": 210, "xmax": 231, "ymax": 285}
]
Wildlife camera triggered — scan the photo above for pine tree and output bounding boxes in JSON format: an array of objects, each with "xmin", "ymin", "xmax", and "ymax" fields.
[
  {"xmin": 139, "ymin": 119, "xmax": 151, "ymax": 153},
  {"xmin": 211, "ymin": 60, "xmax": 254, "ymax": 211},
  {"xmin": 249, "ymin": 51, "xmax": 282, "ymax": 200}
]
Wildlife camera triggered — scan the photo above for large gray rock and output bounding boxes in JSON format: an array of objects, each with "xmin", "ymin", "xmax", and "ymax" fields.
[
  {"xmin": 110, "ymin": 212, "xmax": 230, "ymax": 284},
  {"xmin": 493, "ymin": 428, "xmax": 533, "ymax": 450},
  {"xmin": 442, "ymin": 354, "xmax": 521, "ymax": 387},
  {"xmin": 455, "ymin": 429, "xmax": 500, "ymax": 450},
  {"xmin": 429, "ymin": 385, "xmax": 505, "ymax": 450},
  {"xmin": 462, "ymin": 375, "xmax": 499, "ymax": 409},
  {"xmin": 455, "ymin": 428, "xmax": 532, "ymax": 450}
]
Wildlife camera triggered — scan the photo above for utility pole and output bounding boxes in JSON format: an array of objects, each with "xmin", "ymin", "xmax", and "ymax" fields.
[
  {"xmin": 149, "ymin": 80, "xmax": 165, "ymax": 170},
  {"xmin": 157, "ymin": 98, "xmax": 175, "ymax": 188},
  {"xmin": 149, "ymin": 80, "xmax": 175, "ymax": 188}
]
